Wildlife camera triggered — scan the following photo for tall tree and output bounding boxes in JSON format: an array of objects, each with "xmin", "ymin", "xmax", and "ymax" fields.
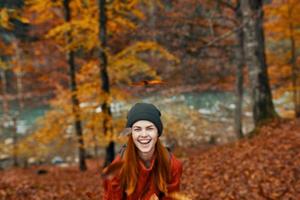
[
  {"xmin": 265, "ymin": 0, "xmax": 300, "ymax": 118},
  {"xmin": 216, "ymin": 0, "xmax": 246, "ymax": 138},
  {"xmin": 0, "ymin": 66, "xmax": 9, "ymax": 119},
  {"xmin": 0, "ymin": 0, "xmax": 29, "ymax": 167},
  {"xmin": 97, "ymin": 0, "xmax": 114, "ymax": 167},
  {"xmin": 241, "ymin": 0, "xmax": 278, "ymax": 126},
  {"xmin": 234, "ymin": 1, "xmax": 245, "ymax": 138},
  {"xmin": 207, "ymin": 0, "xmax": 245, "ymax": 138},
  {"xmin": 24, "ymin": 0, "xmax": 176, "ymax": 164},
  {"xmin": 63, "ymin": 0, "xmax": 87, "ymax": 171}
]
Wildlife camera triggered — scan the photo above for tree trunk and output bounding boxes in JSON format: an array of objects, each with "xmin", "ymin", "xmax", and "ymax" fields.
[
  {"xmin": 13, "ymin": 39, "xmax": 24, "ymax": 110},
  {"xmin": 98, "ymin": 0, "xmax": 115, "ymax": 167},
  {"xmin": 0, "ymin": 69, "xmax": 19, "ymax": 166},
  {"xmin": 288, "ymin": 5, "xmax": 300, "ymax": 118},
  {"xmin": 63, "ymin": 0, "xmax": 87, "ymax": 171},
  {"xmin": 13, "ymin": 39, "xmax": 23, "ymax": 167},
  {"xmin": 0, "ymin": 69, "xmax": 9, "ymax": 118},
  {"xmin": 92, "ymin": 113, "xmax": 99, "ymax": 157},
  {"xmin": 290, "ymin": 34, "xmax": 300, "ymax": 118},
  {"xmin": 234, "ymin": 1, "xmax": 245, "ymax": 139},
  {"xmin": 241, "ymin": 0, "xmax": 278, "ymax": 126},
  {"xmin": 12, "ymin": 115, "xmax": 18, "ymax": 167}
]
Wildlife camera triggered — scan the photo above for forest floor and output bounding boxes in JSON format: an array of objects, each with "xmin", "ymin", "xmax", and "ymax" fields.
[{"xmin": 0, "ymin": 118, "xmax": 299, "ymax": 200}]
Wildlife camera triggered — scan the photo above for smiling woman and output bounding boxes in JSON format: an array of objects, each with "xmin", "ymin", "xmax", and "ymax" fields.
[
  {"xmin": 102, "ymin": 103, "xmax": 183, "ymax": 200},
  {"xmin": 132, "ymin": 120, "xmax": 159, "ymax": 166}
]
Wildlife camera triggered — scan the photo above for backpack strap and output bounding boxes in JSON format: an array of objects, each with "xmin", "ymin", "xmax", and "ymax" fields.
[
  {"xmin": 166, "ymin": 146, "xmax": 172, "ymax": 159},
  {"xmin": 118, "ymin": 144, "xmax": 127, "ymax": 159}
]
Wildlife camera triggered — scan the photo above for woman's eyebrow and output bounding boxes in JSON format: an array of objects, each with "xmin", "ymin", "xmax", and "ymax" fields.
[{"xmin": 132, "ymin": 125, "xmax": 154, "ymax": 128}]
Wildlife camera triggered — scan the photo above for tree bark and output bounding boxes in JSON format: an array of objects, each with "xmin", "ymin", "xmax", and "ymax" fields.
[
  {"xmin": 63, "ymin": 0, "xmax": 87, "ymax": 171},
  {"xmin": 290, "ymin": 33, "xmax": 300, "ymax": 118},
  {"xmin": 98, "ymin": 0, "xmax": 115, "ymax": 167},
  {"xmin": 241, "ymin": 0, "xmax": 278, "ymax": 126},
  {"xmin": 13, "ymin": 39, "xmax": 24, "ymax": 110},
  {"xmin": 0, "ymin": 69, "xmax": 19, "ymax": 166},
  {"xmin": 234, "ymin": 1, "xmax": 245, "ymax": 138},
  {"xmin": 12, "ymin": 115, "xmax": 18, "ymax": 167},
  {"xmin": 0, "ymin": 69, "xmax": 8, "ymax": 118}
]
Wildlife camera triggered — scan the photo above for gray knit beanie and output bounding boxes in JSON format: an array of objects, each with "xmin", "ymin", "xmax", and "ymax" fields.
[{"xmin": 126, "ymin": 103, "xmax": 163, "ymax": 136}]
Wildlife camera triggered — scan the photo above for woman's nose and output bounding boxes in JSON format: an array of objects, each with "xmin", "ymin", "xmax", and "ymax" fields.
[{"xmin": 140, "ymin": 129, "xmax": 148, "ymax": 136}]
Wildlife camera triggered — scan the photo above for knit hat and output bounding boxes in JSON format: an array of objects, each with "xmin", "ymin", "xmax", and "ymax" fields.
[{"xmin": 126, "ymin": 102, "xmax": 163, "ymax": 136}]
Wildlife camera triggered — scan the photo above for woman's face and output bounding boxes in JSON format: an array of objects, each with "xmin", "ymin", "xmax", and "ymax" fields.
[{"xmin": 131, "ymin": 120, "xmax": 158, "ymax": 154}]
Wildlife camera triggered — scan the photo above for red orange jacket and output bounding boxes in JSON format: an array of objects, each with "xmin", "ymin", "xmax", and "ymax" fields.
[{"xmin": 103, "ymin": 153, "xmax": 183, "ymax": 200}]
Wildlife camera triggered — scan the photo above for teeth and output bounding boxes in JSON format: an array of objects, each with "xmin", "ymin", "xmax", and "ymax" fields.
[{"xmin": 138, "ymin": 139, "xmax": 151, "ymax": 144}]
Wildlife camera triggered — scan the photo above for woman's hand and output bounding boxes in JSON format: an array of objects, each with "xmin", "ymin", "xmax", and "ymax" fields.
[{"xmin": 150, "ymin": 194, "xmax": 159, "ymax": 200}]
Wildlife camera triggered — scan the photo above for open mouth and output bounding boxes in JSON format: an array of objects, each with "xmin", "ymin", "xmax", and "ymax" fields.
[{"xmin": 138, "ymin": 139, "xmax": 151, "ymax": 144}]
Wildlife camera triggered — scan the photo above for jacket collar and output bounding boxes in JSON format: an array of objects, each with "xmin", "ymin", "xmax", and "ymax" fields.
[{"xmin": 138, "ymin": 152, "xmax": 156, "ymax": 171}]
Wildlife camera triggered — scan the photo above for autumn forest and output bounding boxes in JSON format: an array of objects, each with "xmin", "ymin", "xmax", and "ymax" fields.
[{"xmin": 0, "ymin": 0, "xmax": 300, "ymax": 199}]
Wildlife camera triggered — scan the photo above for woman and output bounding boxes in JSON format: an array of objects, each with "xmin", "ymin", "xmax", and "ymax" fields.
[{"xmin": 102, "ymin": 102, "xmax": 183, "ymax": 200}]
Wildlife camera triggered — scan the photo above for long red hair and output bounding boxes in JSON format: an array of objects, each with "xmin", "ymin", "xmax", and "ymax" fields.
[{"xmin": 120, "ymin": 135, "xmax": 171, "ymax": 196}]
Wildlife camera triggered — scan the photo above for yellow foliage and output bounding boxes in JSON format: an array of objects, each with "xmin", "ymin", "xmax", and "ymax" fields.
[
  {"xmin": 0, "ymin": 60, "xmax": 10, "ymax": 70},
  {"xmin": 76, "ymin": 41, "xmax": 177, "ymax": 87},
  {"xmin": 19, "ymin": 0, "xmax": 178, "ymax": 159},
  {"xmin": 26, "ymin": 0, "xmax": 63, "ymax": 23},
  {"xmin": 114, "ymin": 41, "xmax": 178, "ymax": 61},
  {"xmin": 0, "ymin": 142, "xmax": 10, "ymax": 156},
  {"xmin": 22, "ymin": 79, "xmax": 128, "ymax": 157},
  {"xmin": 265, "ymin": 0, "xmax": 300, "ymax": 103},
  {"xmin": 21, "ymin": 103, "xmax": 74, "ymax": 158},
  {"xmin": 0, "ymin": 7, "xmax": 28, "ymax": 30},
  {"xmin": 265, "ymin": 0, "xmax": 300, "ymax": 40},
  {"xmin": 19, "ymin": 39, "xmax": 177, "ymax": 158},
  {"xmin": 27, "ymin": 0, "xmax": 147, "ymax": 51},
  {"xmin": 0, "ymin": 8, "xmax": 11, "ymax": 29}
]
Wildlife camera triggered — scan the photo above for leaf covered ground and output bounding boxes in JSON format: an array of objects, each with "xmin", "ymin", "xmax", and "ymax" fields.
[
  {"xmin": 1, "ymin": 118, "xmax": 300, "ymax": 200},
  {"xmin": 181, "ymin": 118, "xmax": 300, "ymax": 199}
]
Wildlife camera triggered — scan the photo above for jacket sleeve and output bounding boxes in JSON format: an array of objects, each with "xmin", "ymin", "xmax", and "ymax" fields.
[
  {"xmin": 102, "ymin": 155, "xmax": 123, "ymax": 200},
  {"xmin": 163, "ymin": 154, "xmax": 183, "ymax": 200}
]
